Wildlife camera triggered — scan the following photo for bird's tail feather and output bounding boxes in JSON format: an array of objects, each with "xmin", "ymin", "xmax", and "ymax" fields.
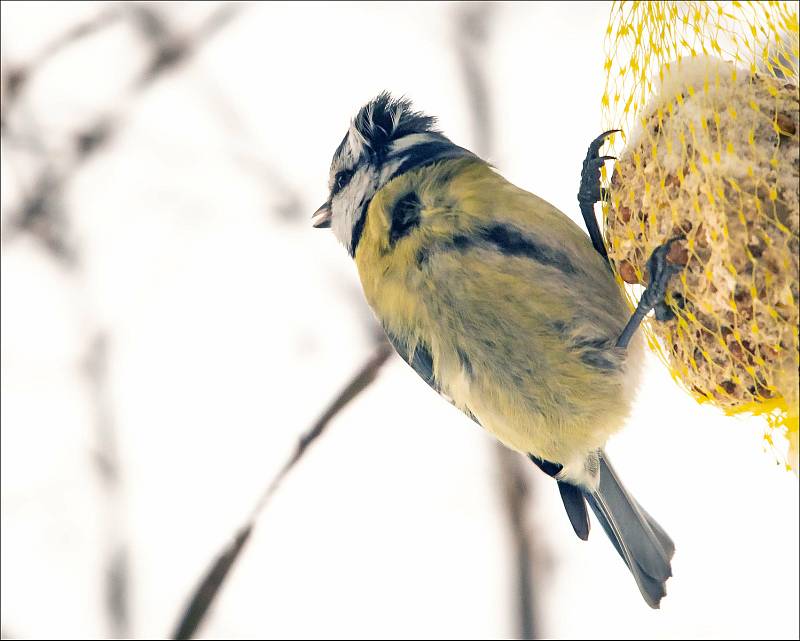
[{"xmin": 584, "ymin": 452, "xmax": 674, "ymax": 608}]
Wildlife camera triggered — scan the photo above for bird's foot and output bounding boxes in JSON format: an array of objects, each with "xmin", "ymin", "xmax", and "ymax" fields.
[
  {"xmin": 577, "ymin": 130, "xmax": 619, "ymax": 260},
  {"xmin": 641, "ymin": 238, "xmax": 685, "ymax": 321},
  {"xmin": 616, "ymin": 238, "xmax": 685, "ymax": 348},
  {"xmin": 578, "ymin": 129, "xmax": 618, "ymax": 208}
]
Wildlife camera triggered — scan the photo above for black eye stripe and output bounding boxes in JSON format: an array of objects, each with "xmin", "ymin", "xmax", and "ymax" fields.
[{"xmin": 332, "ymin": 169, "xmax": 355, "ymax": 195}]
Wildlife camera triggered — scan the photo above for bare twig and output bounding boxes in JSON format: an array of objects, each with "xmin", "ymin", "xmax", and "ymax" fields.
[
  {"xmin": 171, "ymin": 525, "xmax": 252, "ymax": 641},
  {"xmin": 3, "ymin": 6, "xmax": 246, "ymax": 634},
  {"xmin": 1, "ymin": 2, "xmax": 245, "ymax": 261},
  {"xmin": 454, "ymin": 2, "xmax": 495, "ymax": 159},
  {"xmin": 250, "ymin": 339, "xmax": 393, "ymax": 519},
  {"xmin": 1, "ymin": 6, "xmax": 121, "ymax": 124},
  {"xmin": 171, "ymin": 340, "xmax": 394, "ymax": 640},
  {"xmin": 84, "ymin": 334, "xmax": 129, "ymax": 637},
  {"xmin": 129, "ymin": 2, "xmax": 243, "ymax": 88},
  {"xmin": 453, "ymin": 3, "xmax": 541, "ymax": 638},
  {"xmin": 498, "ymin": 449, "xmax": 539, "ymax": 639}
]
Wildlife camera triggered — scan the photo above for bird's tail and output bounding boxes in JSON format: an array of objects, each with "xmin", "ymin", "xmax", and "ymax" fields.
[{"xmin": 584, "ymin": 451, "xmax": 675, "ymax": 608}]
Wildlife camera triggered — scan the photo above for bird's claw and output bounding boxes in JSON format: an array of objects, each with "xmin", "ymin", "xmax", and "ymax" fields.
[
  {"xmin": 578, "ymin": 132, "xmax": 619, "ymax": 207},
  {"xmin": 587, "ymin": 129, "xmax": 621, "ymax": 158},
  {"xmin": 641, "ymin": 237, "xmax": 684, "ymax": 318}
]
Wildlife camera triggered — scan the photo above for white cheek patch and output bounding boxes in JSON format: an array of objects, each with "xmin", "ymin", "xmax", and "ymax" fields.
[
  {"xmin": 328, "ymin": 141, "xmax": 435, "ymax": 251},
  {"xmin": 331, "ymin": 205, "xmax": 354, "ymax": 251},
  {"xmin": 328, "ymin": 127, "xmax": 449, "ymax": 253},
  {"xmin": 331, "ymin": 167, "xmax": 376, "ymax": 251}
]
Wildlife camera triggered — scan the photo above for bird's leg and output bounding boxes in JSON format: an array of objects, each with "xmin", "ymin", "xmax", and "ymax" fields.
[
  {"xmin": 577, "ymin": 130, "xmax": 619, "ymax": 263},
  {"xmin": 616, "ymin": 239, "xmax": 684, "ymax": 349},
  {"xmin": 577, "ymin": 132, "xmax": 685, "ymax": 347}
]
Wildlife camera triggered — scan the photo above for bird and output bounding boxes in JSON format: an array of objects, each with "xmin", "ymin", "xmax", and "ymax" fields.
[{"xmin": 312, "ymin": 92, "xmax": 676, "ymax": 608}]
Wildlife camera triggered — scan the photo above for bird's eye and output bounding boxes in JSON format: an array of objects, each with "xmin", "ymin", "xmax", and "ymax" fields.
[{"xmin": 333, "ymin": 169, "xmax": 354, "ymax": 194}]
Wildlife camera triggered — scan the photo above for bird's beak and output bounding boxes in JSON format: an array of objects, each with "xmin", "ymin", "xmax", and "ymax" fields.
[{"xmin": 311, "ymin": 202, "xmax": 332, "ymax": 228}]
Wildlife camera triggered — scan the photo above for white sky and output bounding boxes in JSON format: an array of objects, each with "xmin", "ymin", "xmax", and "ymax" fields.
[{"xmin": 1, "ymin": 2, "xmax": 798, "ymax": 639}]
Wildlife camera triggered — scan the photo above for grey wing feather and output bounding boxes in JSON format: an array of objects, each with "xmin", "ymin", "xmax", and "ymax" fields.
[
  {"xmin": 384, "ymin": 329, "xmax": 437, "ymax": 391},
  {"xmin": 383, "ymin": 329, "xmax": 483, "ymax": 429},
  {"xmin": 529, "ymin": 454, "xmax": 591, "ymax": 541},
  {"xmin": 557, "ymin": 481, "xmax": 591, "ymax": 541}
]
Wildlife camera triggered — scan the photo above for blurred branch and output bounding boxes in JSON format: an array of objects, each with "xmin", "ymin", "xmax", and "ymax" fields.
[
  {"xmin": 171, "ymin": 339, "xmax": 394, "ymax": 641},
  {"xmin": 1, "ymin": 2, "xmax": 245, "ymax": 262},
  {"xmin": 1, "ymin": 168, "xmax": 76, "ymax": 263},
  {"xmin": 453, "ymin": 3, "xmax": 541, "ymax": 638},
  {"xmin": 84, "ymin": 333, "xmax": 129, "ymax": 637},
  {"xmin": 250, "ymin": 339, "xmax": 393, "ymax": 519},
  {"xmin": 454, "ymin": 2, "xmax": 494, "ymax": 159},
  {"xmin": 128, "ymin": 1, "xmax": 243, "ymax": 88},
  {"xmin": 1, "ymin": 6, "xmax": 121, "ymax": 126},
  {"xmin": 499, "ymin": 451, "xmax": 539, "ymax": 639},
  {"xmin": 2, "ymin": 5, "xmax": 244, "ymax": 635}
]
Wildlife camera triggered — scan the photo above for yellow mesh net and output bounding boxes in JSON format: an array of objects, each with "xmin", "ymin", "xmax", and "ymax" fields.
[{"xmin": 600, "ymin": 1, "xmax": 800, "ymax": 470}]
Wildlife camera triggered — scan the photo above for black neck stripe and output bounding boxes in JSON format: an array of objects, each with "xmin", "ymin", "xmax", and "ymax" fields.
[
  {"xmin": 417, "ymin": 223, "xmax": 577, "ymax": 275},
  {"xmin": 349, "ymin": 197, "xmax": 370, "ymax": 257},
  {"xmin": 391, "ymin": 142, "xmax": 474, "ymax": 182},
  {"xmin": 476, "ymin": 225, "xmax": 577, "ymax": 274}
]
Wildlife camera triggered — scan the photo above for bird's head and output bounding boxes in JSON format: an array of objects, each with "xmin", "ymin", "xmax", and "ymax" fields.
[{"xmin": 312, "ymin": 92, "xmax": 471, "ymax": 255}]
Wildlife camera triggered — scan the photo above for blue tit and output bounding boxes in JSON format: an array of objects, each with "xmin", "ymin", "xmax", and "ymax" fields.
[{"xmin": 312, "ymin": 92, "xmax": 676, "ymax": 608}]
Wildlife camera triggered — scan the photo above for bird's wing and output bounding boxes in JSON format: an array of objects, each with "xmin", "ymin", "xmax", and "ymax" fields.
[{"xmin": 383, "ymin": 329, "xmax": 436, "ymax": 392}]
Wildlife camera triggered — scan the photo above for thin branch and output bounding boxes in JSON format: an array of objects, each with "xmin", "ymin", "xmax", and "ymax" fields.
[
  {"xmin": 249, "ymin": 339, "xmax": 393, "ymax": 520},
  {"xmin": 1, "ymin": 2, "xmax": 245, "ymax": 261},
  {"xmin": 130, "ymin": 2, "xmax": 243, "ymax": 89},
  {"xmin": 171, "ymin": 339, "xmax": 394, "ymax": 641},
  {"xmin": 3, "ymin": 7, "xmax": 246, "ymax": 635},
  {"xmin": 171, "ymin": 526, "xmax": 252, "ymax": 641},
  {"xmin": 454, "ymin": 2, "xmax": 495, "ymax": 159},
  {"xmin": 1, "ymin": 6, "xmax": 122, "ymax": 124},
  {"xmin": 84, "ymin": 333, "xmax": 130, "ymax": 637},
  {"xmin": 497, "ymin": 448, "xmax": 539, "ymax": 640}
]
